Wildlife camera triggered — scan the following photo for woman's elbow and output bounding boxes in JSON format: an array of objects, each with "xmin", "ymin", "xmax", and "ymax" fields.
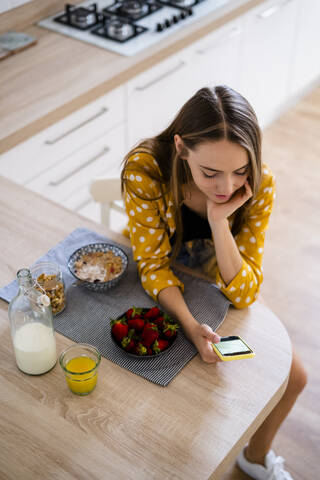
[
  {"xmin": 230, "ymin": 287, "xmax": 260, "ymax": 309},
  {"xmin": 231, "ymin": 296, "xmax": 258, "ymax": 309}
]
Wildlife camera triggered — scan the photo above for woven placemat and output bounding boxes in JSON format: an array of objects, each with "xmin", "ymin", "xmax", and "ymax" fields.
[{"xmin": 0, "ymin": 228, "xmax": 230, "ymax": 386}]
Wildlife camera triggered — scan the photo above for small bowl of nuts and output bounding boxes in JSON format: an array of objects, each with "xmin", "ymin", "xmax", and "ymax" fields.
[
  {"xmin": 30, "ymin": 261, "xmax": 66, "ymax": 315},
  {"xmin": 68, "ymin": 243, "xmax": 128, "ymax": 292}
]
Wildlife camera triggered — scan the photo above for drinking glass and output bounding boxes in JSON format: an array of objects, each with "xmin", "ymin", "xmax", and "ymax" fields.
[{"xmin": 59, "ymin": 343, "xmax": 101, "ymax": 395}]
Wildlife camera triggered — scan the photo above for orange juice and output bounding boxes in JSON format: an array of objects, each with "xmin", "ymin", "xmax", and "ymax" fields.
[{"xmin": 65, "ymin": 356, "xmax": 97, "ymax": 395}]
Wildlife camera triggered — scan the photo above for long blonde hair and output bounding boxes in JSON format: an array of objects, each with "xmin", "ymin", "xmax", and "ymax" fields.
[{"xmin": 121, "ymin": 85, "xmax": 262, "ymax": 262}]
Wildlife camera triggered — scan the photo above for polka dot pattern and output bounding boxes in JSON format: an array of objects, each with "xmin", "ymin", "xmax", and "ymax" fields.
[{"xmin": 123, "ymin": 152, "xmax": 275, "ymax": 305}]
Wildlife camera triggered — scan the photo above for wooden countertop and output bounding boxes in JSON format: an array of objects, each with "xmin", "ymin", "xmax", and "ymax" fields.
[
  {"xmin": 0, "ymin": 0, "xmax": 264, "ymax": 154},
  {"xmin": 0, "ymin": 175, "xmax": 292, "ymax": 479}
]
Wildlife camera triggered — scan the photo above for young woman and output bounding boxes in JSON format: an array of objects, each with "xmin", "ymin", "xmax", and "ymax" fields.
[{"xmin": 121, "ymin": 85, "xmax": 307, "ymax": 480}]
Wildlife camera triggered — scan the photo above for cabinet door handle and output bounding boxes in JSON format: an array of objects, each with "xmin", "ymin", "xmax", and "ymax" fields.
[
  {"xmin": 257, "ymin": 0, "xmax": 292, "ymax": 19},
  {"xmin": 135, "ymin": 61, "xmax": 185, "ymax": 91},
  {"xmin": 45, "ymin": 107, "xmax": 109, "ymax": 145},
  {"xmin": 196, "ymin": 26, "xmax": 242, "ymax": 55},
  {"xmin": 49, "ymin": 146, "xmax": 110, "ymax": 186}
]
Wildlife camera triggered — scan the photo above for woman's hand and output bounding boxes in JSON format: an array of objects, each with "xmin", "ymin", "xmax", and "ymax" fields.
[
  {"xmin": 189, "ymin": 323, "xmax": 222, "ymax": 363},
  {"xmin": 207, "ymin": 181, "xmax": 253, "ymax": 226}
]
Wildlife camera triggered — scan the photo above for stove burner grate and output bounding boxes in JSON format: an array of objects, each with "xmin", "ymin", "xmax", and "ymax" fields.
[
  {"xmin": 160, "ymin": 0, "xmax": 205, "ymax": 9},
  {"xmin": 54, "ymin": 3, "xmax": 101, "ymax": 30},
  {"xmin": 91, "ymin": 14, "xmax": 148, "ymax": 43},
  {"xmin": 103, "ymin": 0, "xmax": 162, "ymax": 22}
]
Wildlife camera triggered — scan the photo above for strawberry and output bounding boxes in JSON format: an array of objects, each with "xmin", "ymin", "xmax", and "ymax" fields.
[
  {"xmin": 126, "ymin": 306, "xmax": 144, "ymax": 319},
  {"xmin": 127, "ymin": 316, "xmax": 145, "ymax": 332},
  {"xmin": 153, "ymin": 316, "xmax": 165, "ymax": 328},
  {"xmin": 111, "ymin": 318, "xmax": 128, "ymax": 342},
  {"xmin": 136, "ymin": 343, "xmax": 147, "ymax": 356},
  {"xmin": 144, "ymin": 307, "xmax": 161, "ymax": 319},
  {"xmin": 121, "ymin": 329, "xmax": 135, "ymax": 352},
  {"xmin": 163, "ymin": 322, "xmax": 179, "ymax": 338},
  {"xmin": 141, "ymin": 322, "xmax": 159, "ymax": 347},
  {"xmin": 153, "ymin": 339, "xmax": 169, "ymax": 354},
  {"xmin": 126, "ymin": 308, "xmax": 134, "ymax": 320}
]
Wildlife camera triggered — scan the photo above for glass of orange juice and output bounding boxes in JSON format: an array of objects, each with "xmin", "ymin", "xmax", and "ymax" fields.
[{"xmin": 59, "ymin": 343, "xmax": 101, "ymax": 395}]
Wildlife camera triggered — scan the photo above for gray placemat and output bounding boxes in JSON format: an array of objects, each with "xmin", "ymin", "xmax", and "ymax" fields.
[{"xmin": 1, "ymin": 228, "xmax": 230, "ymax": 386}]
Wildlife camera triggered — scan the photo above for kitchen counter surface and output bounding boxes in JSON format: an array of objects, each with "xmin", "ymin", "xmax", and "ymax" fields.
[{"xmin": 0, "ymin": 0, "xmax": 264, "ymax": 154}]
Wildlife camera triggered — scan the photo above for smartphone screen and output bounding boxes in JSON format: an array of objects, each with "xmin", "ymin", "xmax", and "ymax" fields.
[{"xmin": 214, "ymin": 336, "xmax": 252, "ymax": 356}]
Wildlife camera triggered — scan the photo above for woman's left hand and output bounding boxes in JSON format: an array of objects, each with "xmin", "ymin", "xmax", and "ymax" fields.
[{"xmin": 207, "ymin": 181, "xmax": 253, "ymax": 225}]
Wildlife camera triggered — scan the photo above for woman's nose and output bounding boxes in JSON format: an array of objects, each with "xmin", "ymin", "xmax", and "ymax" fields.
[{"xmin": 217, "ymin": 175, "xmax": 234, "ymax": 195}]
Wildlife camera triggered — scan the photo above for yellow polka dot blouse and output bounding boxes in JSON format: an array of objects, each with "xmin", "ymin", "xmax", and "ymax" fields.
[{"xmin": 123, "ymin": 152, "xmax": 275, "ymax": 309}]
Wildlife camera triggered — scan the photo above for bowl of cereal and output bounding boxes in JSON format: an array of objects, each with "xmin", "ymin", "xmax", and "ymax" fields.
[{"xmin": 68, "ymin": 243, "xmax": 128, "ymax": 292}]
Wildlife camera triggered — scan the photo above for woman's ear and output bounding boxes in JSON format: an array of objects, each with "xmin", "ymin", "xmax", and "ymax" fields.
[{"xmin": 174, "ymin": 134, "xmax": 188, "ymax": 158}]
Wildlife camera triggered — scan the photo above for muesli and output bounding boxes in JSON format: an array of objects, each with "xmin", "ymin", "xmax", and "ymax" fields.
[{"xmin": 74, "ymin": 251, "xmax": 123, "ymax": 283}]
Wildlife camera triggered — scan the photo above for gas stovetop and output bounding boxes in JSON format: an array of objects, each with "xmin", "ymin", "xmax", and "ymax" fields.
[{"xmin": 38, "ymin": 0, "xmax": 230, "ymax": 56}]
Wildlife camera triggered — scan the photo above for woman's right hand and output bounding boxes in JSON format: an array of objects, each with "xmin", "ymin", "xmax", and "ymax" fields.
[
  {"xmin": 189, "ymin": 323, "xmax": 222, "ymax": 363},
  {"xmin": 157, "ymin": 286, "xmax": 222, "ymax": 363}
]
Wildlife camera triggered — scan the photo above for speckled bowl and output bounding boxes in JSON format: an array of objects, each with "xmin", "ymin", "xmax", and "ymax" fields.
[{"xmin": 68, "ymin": 243, "xmax": 128, "ymax": 292}]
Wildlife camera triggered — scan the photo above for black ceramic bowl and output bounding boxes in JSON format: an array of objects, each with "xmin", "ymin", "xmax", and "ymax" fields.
[
  {"xmin": 110, "ymin": 307, "xmax": 178, "ymax": 358},
  {"xmin": 68, "ymin": 243, "xmax": 128, "ymax": 292}
]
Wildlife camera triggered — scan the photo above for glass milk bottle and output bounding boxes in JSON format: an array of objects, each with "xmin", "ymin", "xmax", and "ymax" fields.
[{"xmin": 8, "ymin": 268, "xmax": 57, "ymax": 375}]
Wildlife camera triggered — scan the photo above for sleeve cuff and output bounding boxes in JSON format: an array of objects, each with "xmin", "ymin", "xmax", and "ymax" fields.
[
  {"xmin": 215, "ymin": 260, "xmax": 259, "ymax": 309},
  {"xmin": 142, "ymin": 270, "xmax": 184, "ymax": 301}
]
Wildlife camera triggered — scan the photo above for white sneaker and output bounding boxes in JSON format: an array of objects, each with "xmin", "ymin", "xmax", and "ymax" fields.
[{"xmin": 236, "ymin": 447, "xmax": 293, "ymax": 480}]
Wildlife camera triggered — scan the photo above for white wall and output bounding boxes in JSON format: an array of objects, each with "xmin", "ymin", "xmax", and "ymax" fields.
[{"xmin": 0, "ymin": 0, "xmax": 32, "ymax": 15}]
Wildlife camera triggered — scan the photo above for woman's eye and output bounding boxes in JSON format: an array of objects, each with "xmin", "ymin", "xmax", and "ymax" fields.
[
  {"xmin": 235, "ymin": 169, "xmax": 248, "ymax": 176},
  {"xmin": 202, "ymin": 171, "xmax": 216, "ymax": 179},
  {"xmin": 201, "ymin": 169, "xmax": 248, "ymax": 178}
]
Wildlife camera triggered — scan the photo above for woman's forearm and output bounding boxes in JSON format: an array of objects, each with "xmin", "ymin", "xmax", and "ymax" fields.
[
  {"xmin": 157, "ymin": 286, "xmax": 198, "ymax": 340},
  {"xmin": 210, "ymin": 218, "xmax": 243, "ymax": 285}
]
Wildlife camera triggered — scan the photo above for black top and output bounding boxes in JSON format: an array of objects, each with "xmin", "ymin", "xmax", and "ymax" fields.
[{"xmin": 170, "ymin": 203, "xmax": 212, "ymax": 245}]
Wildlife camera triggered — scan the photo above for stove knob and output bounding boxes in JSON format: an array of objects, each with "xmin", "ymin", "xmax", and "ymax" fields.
[
  {"xmin": 172, "ymin": 15, "xmax": 179, "ymax": 24},
  {"xmin": 165, "ymin": 18, "xmax": 172, "ymax": 28},
  {"xmin": 156, "ymin": 22, "xmax": 164, "ymax": 32},
  {"xmin": 187, "ymin": 8, "xmax": 193, "ymax": 16},
  {"xmin": 180, "ymin": 11, "xmax": 187, "ymax": 20}
]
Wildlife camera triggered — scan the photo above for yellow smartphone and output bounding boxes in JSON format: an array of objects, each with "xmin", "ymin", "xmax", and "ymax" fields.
[{"xmin": 212, "ymin": 335, "xmax": 255, "ymax": 361}]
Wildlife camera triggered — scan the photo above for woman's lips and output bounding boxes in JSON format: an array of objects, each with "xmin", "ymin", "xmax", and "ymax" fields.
[{"xmin": 214, "ymin": 194, "xmax": 231, "ymax": 200}]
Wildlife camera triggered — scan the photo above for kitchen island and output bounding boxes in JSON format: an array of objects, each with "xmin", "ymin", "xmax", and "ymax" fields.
[{"xmin": 0, "ymin": 176, "xmax": 292, "ymax": 479}]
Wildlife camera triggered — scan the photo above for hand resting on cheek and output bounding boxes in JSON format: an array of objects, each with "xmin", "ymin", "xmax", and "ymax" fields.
[{"xmin": 207, "ymin": 181, "xmax": 253, "ymax": 226}]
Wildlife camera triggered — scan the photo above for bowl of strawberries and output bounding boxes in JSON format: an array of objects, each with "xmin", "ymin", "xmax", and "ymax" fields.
[{"xmin": 110, "ymin": 306, "xmax": 179, "ymax": 357}]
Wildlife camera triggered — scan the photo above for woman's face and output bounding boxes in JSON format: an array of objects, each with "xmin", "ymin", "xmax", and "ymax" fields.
[{"xmin": 175, "ymin": 136, "xmax": 250, "ymax": 204}]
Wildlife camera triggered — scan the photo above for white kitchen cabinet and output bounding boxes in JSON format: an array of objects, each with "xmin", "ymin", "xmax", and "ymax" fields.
[
  {"xmin": 26, "ymin": 124, "xmax": 125, "ymax": 206},
  {"xmin": 239, "ymin": 0, "xmax": 299, "ymax": 128},
  {"xmin": 289, "ymin": 0, "xmax": 320, "ymax": 96},
  {"xmin": 127, "ymin": 17, "xmax": 246, "ymax": 149},
  {"xmin": 0, "ymin": 86, "xmax": 126, "ymax": 230},
  {"xmin": 190, "ymin": 17, "xmax": 244, "ymax": 92},
  {"xmin": 127, "ymin": 52, "xmax": 197, "ymax": 148},
  {"xmin": 0, "ymin": 86, "xmax": 125, "ymax": 185},
  {"xmin": 24, "ymin": 122, "xmax": 126, "ymax": 231}
]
